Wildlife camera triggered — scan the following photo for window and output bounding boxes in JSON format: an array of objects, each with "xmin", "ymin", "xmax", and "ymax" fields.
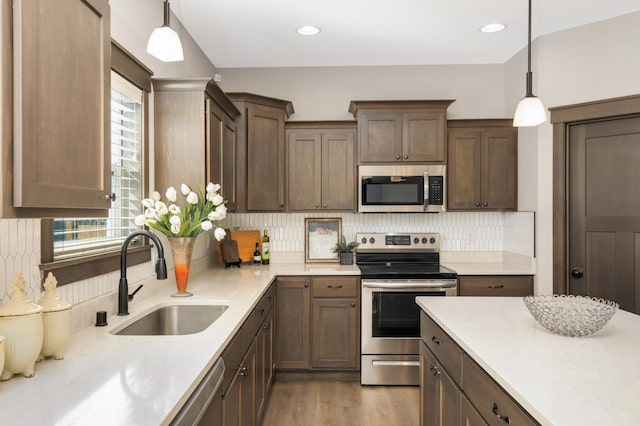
[
  {"xmin": 53, "ymin": 73, "xmax": 144, "ymax": 261},
  {"xmin": 40, "ymin": 42, "xmax": 153, "ymax": 285}
]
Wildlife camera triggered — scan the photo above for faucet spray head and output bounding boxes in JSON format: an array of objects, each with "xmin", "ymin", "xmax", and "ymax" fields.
[{"xmin": 156, "ymin": 257, "xmax": 168, "ymax": 280}]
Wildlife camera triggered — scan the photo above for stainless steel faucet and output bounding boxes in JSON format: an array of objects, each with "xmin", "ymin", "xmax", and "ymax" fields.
[{"xmin": 118, "ymin": 230, "xmax": 168, "ymax": 316}]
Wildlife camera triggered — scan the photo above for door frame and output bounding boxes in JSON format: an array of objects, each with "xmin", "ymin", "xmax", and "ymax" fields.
[{"xmin": 550, "ymin": 94, "xmax": 640, "ymax": 294}]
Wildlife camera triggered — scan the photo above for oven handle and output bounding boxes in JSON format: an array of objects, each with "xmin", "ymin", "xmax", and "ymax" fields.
[
  {"xmin": 372, "ymin": 360, "xmax": 421, "ymax": 367},
  {"xmin": 363, "ymin": 282, "xmax": 456, "ymax": 290}
]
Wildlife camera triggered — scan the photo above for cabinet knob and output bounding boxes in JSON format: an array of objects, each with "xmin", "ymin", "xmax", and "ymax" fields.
[
  {"xmin": 483, "ymin": 202, "xmax": 488, "ymax": 206},
  {"xmin": 395, "ymin": 155, "xmax": 401, "ymax": 160},
  {"xmin": 323, "ymin": 203, "xmax": 327, "ymax": 208},
  {"xmin": 259, "ymin": 309, "xmax": 265, "ymax": 315},
  {"xmin": 316, "ymin": 203, "xmax": 320, "ymax": 208},
  {"xmin": 475, "ymin": 202, "xmax": 481, "ymax": 207},
  {"xmin": 403, "ymin": 154, "xmax": 409, "ymax": 159},
  {"xmin": 571, "ymin": 267, "xmax": 584, "ymax": 279},
  {"xmin": 431, "ymin": 336, "xmax": 441, "ymax": 345},
  {"xmin": 238, "ymin": 366, "xmax": 249, "ymax": 377},
  {"xmin": 350, "ymin": 302, "xmax": 356, "ymax": 308},
  {"xmin": 304, "ymin": 282, "xmax": 310, "ymax": 288},
  {"xmin": 263, "ymin": 323, "xmax": 270, "ymax": 330},
  {"xmin": 104, "ymin": 193, "xmax": 116, "ymax": 201}
]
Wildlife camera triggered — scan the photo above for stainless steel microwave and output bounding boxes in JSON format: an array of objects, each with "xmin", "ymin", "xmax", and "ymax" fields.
[{"xmin": 358, "ymin": 164, "xmax": 446, "ymax": 213}]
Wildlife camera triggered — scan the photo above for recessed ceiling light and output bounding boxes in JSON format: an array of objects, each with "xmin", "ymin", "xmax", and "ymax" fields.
[
  {"xmin": 296, "ymin": 25, "xmax": 321, "ymax": 36},
  {"xmin": 480, "ymin": 23, "xmax": 506, "ymax": 33}
]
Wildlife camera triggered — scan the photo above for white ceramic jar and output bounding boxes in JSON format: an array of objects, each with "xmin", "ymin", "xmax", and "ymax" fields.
[
  {"xmin": 38, "ymin": 272, "xmax": 72, "ymax": 360},
  {"xmin": 0, "ymin": 336, "xmax": 5, "ymax": 378},
  {"xmin": 0, "ymin": 272, "xmax": 44, "ymax": 381}
]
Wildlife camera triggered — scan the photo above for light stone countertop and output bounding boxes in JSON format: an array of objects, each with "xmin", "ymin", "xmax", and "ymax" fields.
[
  {"xmin": 441, "ymin": 251, "xmax": 536, "ymax": 275},
  {"xmin": 416, "ymin": 297, "xmax": 640, "ymax": 425},
  {"xmin": 0, "ymin": 260, "xmax": 358, "ymax": 426}
]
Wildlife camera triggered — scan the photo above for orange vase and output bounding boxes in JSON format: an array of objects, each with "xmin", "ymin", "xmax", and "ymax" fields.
[{"xmin": 167, "ymin": 237, "xmax": 197, "ymax": 297}]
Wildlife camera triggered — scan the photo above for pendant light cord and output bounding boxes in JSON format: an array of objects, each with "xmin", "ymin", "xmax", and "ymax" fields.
[
  {"xmin": 525, "ymin": 0, "xmax": 534, "ymax": 97},
  {"xmin": 163, "ymin": 0, "xmax": 171, "ymax": 27}
]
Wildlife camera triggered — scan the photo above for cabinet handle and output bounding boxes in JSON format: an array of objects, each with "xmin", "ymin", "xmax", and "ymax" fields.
[
  {"xmin": 403, "ymin": 154, "xmax": 409, "ymax": 159},
  {"xmin": 104, "ymin": 193, "xmax": 116, "ymax": 201},
  {"xmin": 492, "ymin": 403, "xmax": 511, "ymax": 424},
  {"xmin": 259, "ymin": 309, "xmax": 265, "ymax": 315},
  {"xmin": 328, "ymin": 285, "xmax": 343, "ymax": 289},
  {"xmin": 263, "ymin": 323, "xmax": 270, "ymax": 330},
  {"xmin": 431, "ymin": 336, "xmax": 441, "ymax": 345},
  {"xmin": 487, "ymin": 285, "xmax": 505, "ymax": 289},
  {"xmin": 350, "ymin": 302, "xmax": 356, "ymax": 307},
  {"xmin": 238, "ymin": 366, "xmax": 249, "ymax": 377},
  {"xmin": 432, "ymin": 366, "xmax": 441, "ymax": 377}
]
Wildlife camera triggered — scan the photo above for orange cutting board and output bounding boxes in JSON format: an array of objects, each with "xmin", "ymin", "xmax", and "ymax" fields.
[{"xmin": 218, "ymin": 230, "xmax": 261, "ymax": 264}]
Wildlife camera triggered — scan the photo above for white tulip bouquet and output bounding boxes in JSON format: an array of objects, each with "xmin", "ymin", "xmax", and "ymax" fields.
[{"xmin": 134, "ymin": 182, "xmax": 227, "ymax": 240}]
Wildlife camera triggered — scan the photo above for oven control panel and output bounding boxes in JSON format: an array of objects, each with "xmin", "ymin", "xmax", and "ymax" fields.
[{"xmin": 356, "ymin": 233, "xmax": 440, "ymax": 251}]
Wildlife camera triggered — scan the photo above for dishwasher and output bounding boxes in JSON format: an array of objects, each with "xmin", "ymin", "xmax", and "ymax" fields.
[{"xmin": 170, "ymin": 358, "xmax": 225, "ymax": 425}]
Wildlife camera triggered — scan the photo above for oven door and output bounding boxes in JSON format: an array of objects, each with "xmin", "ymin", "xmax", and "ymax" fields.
[{"xmin": 361, "ymin": 279, "xmax": 457, "ymax": 355}]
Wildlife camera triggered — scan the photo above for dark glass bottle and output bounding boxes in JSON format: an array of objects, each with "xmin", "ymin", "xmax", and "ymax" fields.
[{"xmin": 253, "ymin": 243, "xmax": 261, "ymax": 265}]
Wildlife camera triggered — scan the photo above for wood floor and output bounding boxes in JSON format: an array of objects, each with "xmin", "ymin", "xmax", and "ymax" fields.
[{"xmin": 261, "ymin": 377, "xmax": 420, "ymax": 426}]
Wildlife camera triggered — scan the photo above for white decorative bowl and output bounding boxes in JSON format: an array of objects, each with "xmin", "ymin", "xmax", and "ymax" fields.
[{"xmin": 523, "ymin": 294, "xmax": 618, "ymax": 337}]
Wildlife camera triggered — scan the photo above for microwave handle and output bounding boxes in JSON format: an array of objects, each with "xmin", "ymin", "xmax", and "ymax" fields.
[{"xmin": 423, "ymin": 171, "xmax": 429, "ymax": 211}]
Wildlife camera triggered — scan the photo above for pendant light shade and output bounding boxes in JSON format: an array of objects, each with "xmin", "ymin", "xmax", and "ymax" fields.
[
  {"xmin": 513, "ymin": 0, "xmax": 546, "ymax": 127},
  {"xmin": 147, "ymin": 1, "xmax": 184, "ymax": 62}
]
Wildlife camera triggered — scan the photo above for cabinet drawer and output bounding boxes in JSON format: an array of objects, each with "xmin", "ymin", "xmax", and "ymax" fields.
[
  {"xmin": 420, "ymin": 312, "xmax": 463, "ymax": 386},
  {"xmin": 458, "ymin": 276, "xmax": 533, "ymax": 297},
  {"xmin": 312, "ymin": 277, "xmax": 358, "ymax": 298},
  {"xmin": 463, "ymin": 354, "xmax": 539, "ymax": 426},
  {"xmin": 245, "ymin": 284, "xmax": 275, "ymax": 339}
]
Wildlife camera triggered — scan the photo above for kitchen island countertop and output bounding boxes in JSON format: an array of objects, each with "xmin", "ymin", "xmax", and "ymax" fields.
[
  {"xmin": 0, "ymin": 260, "xmax": 358, "ymax": 426},
  {"xmin": 416, "ymin": 296, "xmax": 640, "ymax": 425}
]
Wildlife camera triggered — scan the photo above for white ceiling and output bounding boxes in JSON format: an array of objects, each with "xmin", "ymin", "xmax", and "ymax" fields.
[{"xmin": 171, "ymin": 0, "xmax": 640, "ymax": 68}]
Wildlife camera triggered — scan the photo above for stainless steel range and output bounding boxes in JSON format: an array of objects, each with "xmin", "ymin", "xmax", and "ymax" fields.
[{"xmin": 356, "ymin": 232, "xmax": 457, "ymax": 386}]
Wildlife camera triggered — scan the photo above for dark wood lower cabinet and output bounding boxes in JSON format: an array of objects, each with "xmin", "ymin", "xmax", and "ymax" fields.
[
  {"xmin": 420, "ymin": 312, "xmax": 539, "ymax": 426},
  {"xmin": 276, "ymin": 276, "xmax": 360, "ymax": 372},
  {"xmin": 420, "ymin": 341, "xmax": 461, "ymax": 426},
  {"xmin": 221, "ymin": 285, "xmax": 275, "ymax": 426}
]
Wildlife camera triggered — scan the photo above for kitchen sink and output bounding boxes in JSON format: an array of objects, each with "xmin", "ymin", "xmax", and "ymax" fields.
[{"xmin": 112, "ymin": 304, "xmax": 228, "ymax": 336}]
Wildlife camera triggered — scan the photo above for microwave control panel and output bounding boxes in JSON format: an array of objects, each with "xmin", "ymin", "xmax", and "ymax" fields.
[{"xmin": 428, "ymin": 176, "xmax": 444, "ymax": 205}]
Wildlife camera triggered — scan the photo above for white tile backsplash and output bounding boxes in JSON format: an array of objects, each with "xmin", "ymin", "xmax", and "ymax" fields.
[{"xmin": 0, "ymin": 211, "xmax": 534, "ymax": 308}]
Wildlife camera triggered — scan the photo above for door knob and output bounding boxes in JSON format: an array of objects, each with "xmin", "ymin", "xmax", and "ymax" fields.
[{"xmin": 571, "ymin": 267, "xmax": 584, "ymax": 278}]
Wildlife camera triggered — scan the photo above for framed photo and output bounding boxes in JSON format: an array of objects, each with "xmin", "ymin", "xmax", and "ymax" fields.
[{"xmin": 304, "ymin": 218, "xmax": 342, "ymax": 263}]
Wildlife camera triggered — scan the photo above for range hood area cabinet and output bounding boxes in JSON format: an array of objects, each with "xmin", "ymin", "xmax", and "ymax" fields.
[
  {"xmin": 447, "ymin": 119, "xmax": 517, "ymax": 211},
  {"xmin": 2, "ymin": 0, "xmax": 112, "ymax": 218},
  {"xmin": 286, "ymin": 122, "xmax": 357, "ymax": 212},
  {"xmin": 152, "ymin": 79, "xmax": 240, "ymax": 209},
  {"xmin": 349, "ymin": 100, "xmax": 454, "ymax": 164},
  {"xmin": 228, "ymin": 93, "xmax": 293, "ymax": 212}
]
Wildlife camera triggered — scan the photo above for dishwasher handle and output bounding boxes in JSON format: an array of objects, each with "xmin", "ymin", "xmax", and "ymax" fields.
[{"xmin": 170, "ymin": 358, "xmax": 225, "ymax": 425}]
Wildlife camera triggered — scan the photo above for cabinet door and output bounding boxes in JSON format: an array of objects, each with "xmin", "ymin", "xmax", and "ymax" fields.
[
  {"xmin": 482, "ymin": 129, "xmax": 517, "ymax": 210},
  {"xmin": 403, "ymin": 112, "xmax": 446, "ymax": 163},
  {"xmin": 255, "ymin": 310, "xmax": 274, "ymax": 425},
  {"xmin": 222, "ymin": 374, "xmax": 240, "ymax": 426},
  {"xmin": 246, "ymin": 104, "xmax": 285, "ymax": 211},
  {"xmin": 310, "ymin": 298, "xmax": 358, "ymax": 369},
  {"xmin": 358, "ymin": 112, "xmax": 403, "ymax": 163},
  {"xmin": 420, "ymin": 342, "xmax": 461, "ymax": 426},
  {"xmin": 287, "ymin": 131, "xmax": 322, "ymax": 211},
  {"xmin": 321, "ymin": 131, "xmax": 356, "ymax": 210},
  {"xmin": 13, "ymin": 0, "xmax": 111, "ymax": 210},
  {"xmin": 275, "ymin": 277, "xmax": 311, "ymax": 369},
  {"xmin": 208, "ymin": 98, "xmax": 224, "ymax": 190},
  {"xmin": 239, "ymin": 340, "xmax": 256, "ymax": 426},
  {"xmin": 462, "ymin": 395, "xmax": 488, "ymax": 426},
  {"xmin": 222, "ymin": 114, "xmax": 238, "ymax": 211},
  {"xmin": 447, "ymin": 129, "xmax": 483, "ymax": 210}
]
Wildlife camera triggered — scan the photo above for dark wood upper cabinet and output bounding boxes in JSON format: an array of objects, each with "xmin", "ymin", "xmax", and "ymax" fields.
[
  {"xmin": 228, "ymin": 93, "xmax": 293, "ymax": 212},
  {"xmin": 447, "ymin": 119, "xmax": 517, "ymax": 211},
  {"xmin": 3, "ymin": 0, "xmax": 111, "ymax": 217},
  {"xmin": 286, "ymin": 122, "xmax": 356, "ymax": 212},
  {"xmin": 349, "ymin": 100, "xmax": 454, "ymax": 164},
  {"xmin": 152, "ymin": 79, "xmax": 240, "ymax": 205}
]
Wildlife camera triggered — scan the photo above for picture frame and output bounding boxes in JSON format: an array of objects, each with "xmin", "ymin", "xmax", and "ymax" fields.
[{"xmin": 304, "ymin": 218, "xmax": 342, "ymax": 263}]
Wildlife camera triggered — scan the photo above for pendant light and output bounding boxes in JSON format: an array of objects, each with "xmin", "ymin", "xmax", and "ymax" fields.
[
  {"xmin": 513, "ymin": 0, "xmax": 546, "ymax": 127},
  {"xmin": 147, "ymin": 0, "xmax": 184, "ymax": 62}
]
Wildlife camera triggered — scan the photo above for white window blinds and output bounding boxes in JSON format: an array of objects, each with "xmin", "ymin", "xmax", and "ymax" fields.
[{"xmin": 53, "ymin": 72, "xmax": 144, "ymax": 260}]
